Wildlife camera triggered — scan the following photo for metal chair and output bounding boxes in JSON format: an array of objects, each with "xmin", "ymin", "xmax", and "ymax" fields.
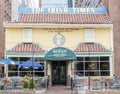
[
  {"xmin": 4, "ymin": 82, "xmax": 14, "ymax": 90},
  {"xmin": 111, "ymin": 76, "xmax": 120, "ymax": 89},
  {"xmin": 11, "ymin": 76, "xmax": 23, "ymax": 90},
  {"xmin": 71, "ymin": 75, "xmax": 84, "ymax": 94},
  {"xmin": 36, "ymin": 77, "xmax": 43, "ymax": 90}
]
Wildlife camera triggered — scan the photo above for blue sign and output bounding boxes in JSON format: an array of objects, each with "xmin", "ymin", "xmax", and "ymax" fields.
[
  {"xmin": 68, "ymin": 0, "xmax": 73, "ymax": 8},
  {"xmin": 18, "ymin": 1, "xmax": 107, "ymax": 14}
]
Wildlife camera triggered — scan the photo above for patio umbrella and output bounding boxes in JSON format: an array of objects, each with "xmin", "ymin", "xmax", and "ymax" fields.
[
  {"xmin": 20, "ymin": 59, "xmax": 43, "ymax": 69},
  {"xmin": 0, "ymin": 58, "xmax": 19, "ymax": 65}
]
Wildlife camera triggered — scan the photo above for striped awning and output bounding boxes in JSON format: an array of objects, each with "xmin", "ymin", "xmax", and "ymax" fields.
[
  {"xmin": 74, "ymin": 43, "xmax": 110, "ymax": 52},
  {"xmin": 8, "ymin": 43, "xmax": 45, "ymax": 53}
]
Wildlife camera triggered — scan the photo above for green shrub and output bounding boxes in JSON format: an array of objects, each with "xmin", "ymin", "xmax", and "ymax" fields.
[
  {"xmin": 28, "ymin": 79, "xmax": 36, "ymax": 89},
  {"xmin": 21, "ymin": 75, "xmax": 29, "ymax": 89}
]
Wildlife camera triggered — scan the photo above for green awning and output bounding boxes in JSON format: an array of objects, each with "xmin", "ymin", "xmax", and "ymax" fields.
[{"xmin": 45, "ymin": 47, "xmax": 76, "ymax": 60}]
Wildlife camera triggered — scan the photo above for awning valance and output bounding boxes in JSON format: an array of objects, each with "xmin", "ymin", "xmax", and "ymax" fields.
[{"xmin": 45, "ymin": 47, "xmax": 76, "ymax": 61}]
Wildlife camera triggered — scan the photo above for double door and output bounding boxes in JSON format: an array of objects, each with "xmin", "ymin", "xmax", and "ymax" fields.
[{"xmin": 52, "ymin": 61, "xmax": 66, "ymax": 85}]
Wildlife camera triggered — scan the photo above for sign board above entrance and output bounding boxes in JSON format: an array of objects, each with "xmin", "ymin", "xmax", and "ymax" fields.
[{"xmin": 45, "ymin": 47, "xmax": 76, "ymax": 60}]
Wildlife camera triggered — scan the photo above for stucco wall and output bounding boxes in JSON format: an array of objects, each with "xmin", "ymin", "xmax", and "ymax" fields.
[{"xmin": 6, "ymin": 28, "xmax": 111, "ymax": 51}]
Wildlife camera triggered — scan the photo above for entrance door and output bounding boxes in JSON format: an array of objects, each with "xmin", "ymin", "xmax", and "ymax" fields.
[{"xmin": 52, "ymin": 61, "xmax": 66, "ymax": 85}]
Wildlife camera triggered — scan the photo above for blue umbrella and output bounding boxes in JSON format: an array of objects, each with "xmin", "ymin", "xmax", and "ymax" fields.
[
  {"xmin": 20, "ymin": 59, "xmax": 43, "ymax": 69},
  {"xmin": 0, "ymin": 58, "xmax": 19, "ymax": 65}
]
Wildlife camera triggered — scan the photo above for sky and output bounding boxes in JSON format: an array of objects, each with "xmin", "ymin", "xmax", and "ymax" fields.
[
  {"xmin": 18, "ymin": 0, "xmax": 39, "ymax": 8},
  {"xmin": 30, "ymin": 0, "xmax": 68, "ymax": 8},
  {"xmin": 30, "ymin": 0, "xmax": 39, "ymax": 8},
  {"xmin": 33, "ymin": 0, "xmax": 39, "ymax": 8},
  {"xmin": 42, "ymin": 0, "xmax": 68, "ymax": 8}
]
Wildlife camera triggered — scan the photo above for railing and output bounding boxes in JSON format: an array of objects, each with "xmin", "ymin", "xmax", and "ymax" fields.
[
  {"xmin": 0, "ymin": 76, "xmax": 49, "ymax": 93},
  {"xmin": 70, "ymin": 75, "xmax": 120, "ymax": 91}
]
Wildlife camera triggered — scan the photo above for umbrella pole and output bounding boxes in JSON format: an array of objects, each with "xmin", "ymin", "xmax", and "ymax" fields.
[{"xmin": 18, "ymin": 67, "xmax": 19, "ymax": 76}]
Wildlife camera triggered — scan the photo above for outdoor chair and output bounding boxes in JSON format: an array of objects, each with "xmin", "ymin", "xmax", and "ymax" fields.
[
  {"xmin": 111, "ymin": 76, "xmax": 120, "ymax": 89},
  {"xmin": 100, "ymin": 80, "xmax": 107, "ymax": 90},
  {"xmin": 14, "ymin": 81, "xmax": 23, "ymax": 90},
  {"xmin": 71, "ymin": 75, "xmax": 84, "ymax": 94},
  {"xmin": 11, "ymin": 76, "xmax": 23, "ymax": 90},
  {"xmin": 36, "ymin": 77, "xmax": 43, "ymax": 90},
  {"xmin": 4, "ymin": 82, "xmax": 14, "ymax": 90}
]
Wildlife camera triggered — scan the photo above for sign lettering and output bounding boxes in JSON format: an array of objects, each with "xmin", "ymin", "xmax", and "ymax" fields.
[{"xmin": 33, "ymin": 8, "xmax": 95, "ymax": 14}]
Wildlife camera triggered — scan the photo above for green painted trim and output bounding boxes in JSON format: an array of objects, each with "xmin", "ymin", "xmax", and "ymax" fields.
[
  {"xmin": 75, "ymin": 52, "xmax": 112, "ymax": 57},
  {"xmin": 7, "ymin": 52, "xmax": 112, "ymax": 58},
  {"xmin": 7, "ymin": 52, "xmax": 45, "ymax": 57}
]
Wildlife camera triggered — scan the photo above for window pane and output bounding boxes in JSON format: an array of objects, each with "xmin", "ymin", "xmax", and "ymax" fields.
[
  {"xmin": 100, "ymin": 62, "xmax": 109, "ymax": 70},
  {"xmin": 76, "ymin": 61, "xmax": 83, "ymax": 70},
  {"xmin": 77, "ymin": 57, "xmax": 83, "ymax": 61},
  {"xmin": 85, "ymin": 57, "xmax": 90, "ymax": 61},
  {"xmin": 100, "ymin": 57, "xmax": 109, "ymax": 61},
  {"xmin": 100, "ymin": 71, "xmax": 110, "ymax": 76}
]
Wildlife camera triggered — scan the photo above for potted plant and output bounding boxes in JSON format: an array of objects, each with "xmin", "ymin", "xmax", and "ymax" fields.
[
  {"xmin": 2, "ymin": 77, "xmax": 11, "ymax": 83},
  {"xmin": 20, "ymin": 75, "xmax": 29, "ymax": 90},
  {"xmin": 92, "ymin": 77, "xmax": 100, "ymax": 81},
  {"xmin": 105, "ymin": 76, "xmax": 113, "ymax": 81},
  {"xmin": 92, "ymin": 77, "xmax": 101, "ymax": 90}
]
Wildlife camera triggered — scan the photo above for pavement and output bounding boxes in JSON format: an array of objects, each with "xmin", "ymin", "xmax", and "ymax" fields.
[{"xmin": 36, "ymin": 85, "xmax": 87, "ymax": 94}]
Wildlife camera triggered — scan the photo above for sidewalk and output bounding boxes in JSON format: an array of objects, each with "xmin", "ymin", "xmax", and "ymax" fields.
[
  {"xmin": 36, "ymin": 85, "xmax": 120, "ymax": 94},
  {"xmin": 36, "ymin": 85, "xmax": 86, "ymax": 94}
]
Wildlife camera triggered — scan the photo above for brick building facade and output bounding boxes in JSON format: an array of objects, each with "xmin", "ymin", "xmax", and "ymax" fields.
[
  {"xmin": 0, "ymin": 0, "xmax": 11, "ymax": 74},
  {"xmin": 103, "ymin": 0, "xmax": 120, "ymax": 75}
]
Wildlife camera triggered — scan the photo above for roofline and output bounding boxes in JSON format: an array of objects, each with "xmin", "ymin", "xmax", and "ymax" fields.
[{"xmin": 4, "ymin": 23, "xmax": 113, "ymax": 28}]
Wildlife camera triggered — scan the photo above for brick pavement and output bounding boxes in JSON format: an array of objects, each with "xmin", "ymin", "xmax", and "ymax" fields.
[
  {"xmin": 36, "ymin": 85, "xmax": 86, "ymax": 94},
  {"xmin": 35, "ymin": 84, "xmax": 120, "ymax": 94}
]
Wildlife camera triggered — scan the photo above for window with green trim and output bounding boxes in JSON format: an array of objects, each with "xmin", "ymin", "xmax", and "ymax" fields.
[{"xmin": 74, "ymin": 57, "xmax": 110, "ymax": 76}]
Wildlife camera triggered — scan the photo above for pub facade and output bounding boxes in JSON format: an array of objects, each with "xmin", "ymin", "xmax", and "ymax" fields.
[{"xmin": 4, "ymin": 13, "xmax": 113, "ymax": 86}]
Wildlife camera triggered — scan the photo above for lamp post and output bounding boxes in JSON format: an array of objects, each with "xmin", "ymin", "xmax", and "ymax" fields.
[
  {"xmin": 32, "ymin": 43, "xmax": 34, "ymax": 90},
  {"xmin": 88, "ymin": 67, "xmax": 90, "ymax": 90},
  {"xmin": 88, "ymin": 44, "xmax": 91, "ymax": 90}
]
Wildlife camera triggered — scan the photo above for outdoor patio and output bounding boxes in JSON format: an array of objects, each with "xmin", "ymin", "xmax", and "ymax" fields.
[{"xmin": 0, "ymin": 75, "xmax": 120, "ymax": 94}]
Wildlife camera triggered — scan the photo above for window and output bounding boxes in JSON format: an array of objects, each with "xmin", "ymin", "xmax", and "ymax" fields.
[
  {"xmin": 23, "ymin": 29, "xmax": 32, "ymax": 43},
  {"xmin": 75, "ymin": 57, "xmax": 110, "ymax": 76},
  {"xmin": 85, "ymin": 29, "xmax": 95, "ymax": 42},
  {"xmin": 8, "ymin": 57, "xmax": 45, "ymax": 77}
]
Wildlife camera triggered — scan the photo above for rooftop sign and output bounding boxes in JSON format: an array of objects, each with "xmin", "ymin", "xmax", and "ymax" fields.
[
  {"xmin": 33, "ymin": 8, "xmax": 95, "ymax": 14},
  {"xmin": 18, "ymin": 2, "xmax": 107, "ymax": 14}
]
